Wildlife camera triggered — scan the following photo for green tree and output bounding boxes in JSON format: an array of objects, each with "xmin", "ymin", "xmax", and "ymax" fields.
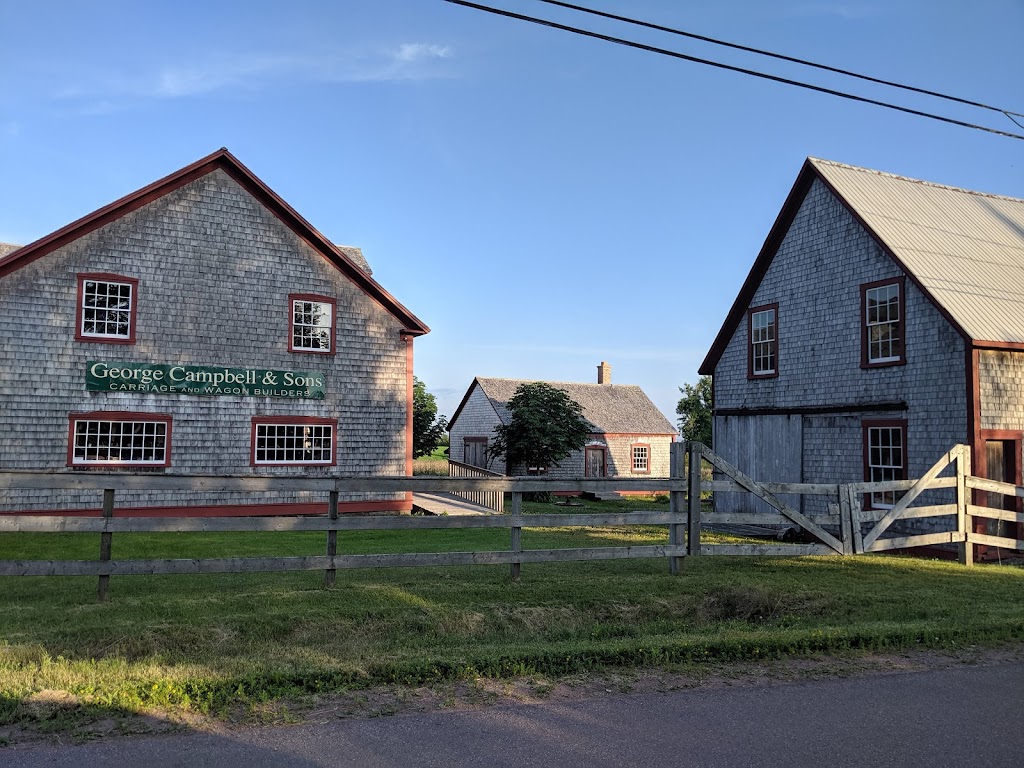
[
  {"xmin": 488, "ymin": 382, "xmax": 591, "ymax": 475},
  {"xmin": 412, "ymin": 377, "xmax": 448, "ymax": 459},
  {"xmin": 676, "ymin": 375, "xmax": 713, "ymax": 446}
]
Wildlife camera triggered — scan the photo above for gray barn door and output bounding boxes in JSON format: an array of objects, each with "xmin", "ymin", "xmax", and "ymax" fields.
[{"xmin": 713, "ymin": 415, "xmax": 802, "ymax": 515}]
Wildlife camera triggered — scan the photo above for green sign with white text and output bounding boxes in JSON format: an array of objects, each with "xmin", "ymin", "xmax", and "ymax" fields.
[{"xmin": 86, "ymin": 361, "xmax": 326, "ymax": 399}]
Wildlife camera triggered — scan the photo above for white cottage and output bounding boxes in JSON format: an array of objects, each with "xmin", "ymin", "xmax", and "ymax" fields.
[{"xmin": 448, "ymin": 363, "xmax": 676, "ymax": 489}]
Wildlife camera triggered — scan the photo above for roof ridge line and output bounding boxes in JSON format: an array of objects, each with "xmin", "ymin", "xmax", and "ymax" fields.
[{"xmin": 809, "ymin": 157, "xmax": 1024, "ymax": 205}]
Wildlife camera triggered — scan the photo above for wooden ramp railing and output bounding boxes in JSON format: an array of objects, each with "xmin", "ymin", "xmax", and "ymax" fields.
[{"xmin": 448, "ymin": 460, "xmax": 505, "ymax": 513}]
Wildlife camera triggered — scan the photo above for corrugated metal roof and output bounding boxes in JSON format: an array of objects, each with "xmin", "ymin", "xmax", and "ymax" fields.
[
  {"xmin": 474, "ymin": 377, "xmax": 677, "ymax": 435},
  {"xmin": 810, "ymin": 158, "xmax": 1024, "ymax": 343}
]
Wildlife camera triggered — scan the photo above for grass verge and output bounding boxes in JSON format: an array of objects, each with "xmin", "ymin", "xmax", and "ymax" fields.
[{"xmin": 1, "ymin": 506, "xmax": 1023, "ymax": 740}]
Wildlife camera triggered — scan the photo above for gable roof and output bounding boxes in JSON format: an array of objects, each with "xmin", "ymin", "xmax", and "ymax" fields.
[
  {"xmin": 449, "ymin": 377, "xmax": 676, "ymax": 435},
  {"xmin": 699, "ymin": 157, "xmax": 1024, "ymax": 374},
  {"xmin": 0, "ymin": 148, "xmax": 427, "ymax": 335}
]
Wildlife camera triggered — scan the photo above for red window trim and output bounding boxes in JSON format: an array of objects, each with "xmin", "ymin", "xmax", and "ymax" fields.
[
  {"xmin": 288, "ymin": 293, "xmax": 337, "ymax": 355},
  {"xmin": 747, "ymin": 303, "xmax": 779, "ymax": 380},
  {"xmin": 75, "ymin": 273, "xmax": 139, "ymax": 345},
  {"xmin": 630, "ymin": 442, "xmax": 652, "ymax": 474},
  {"xmin": 860, "ymin": 277, "xmax": 906, "ymax": 369},
  {"xmin": 250, "ymin": 415, "xmax": 338, "ymax": 467},
  {"xmin": 861, "ymin": 418, "xmax": 907, "ymax": 510},
  {"xmin": 67, "ymin": 411, "xmax": 172, "ymax": 468}
]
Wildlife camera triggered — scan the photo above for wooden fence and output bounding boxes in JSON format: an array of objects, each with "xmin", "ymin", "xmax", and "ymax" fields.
[
  {"xmin": 0, "ymin": 442, "xmax": 1021, "ymax": 601},
  {"xmin": 447, "ymin": 459, "xmax": 505, "ymax": 513}
]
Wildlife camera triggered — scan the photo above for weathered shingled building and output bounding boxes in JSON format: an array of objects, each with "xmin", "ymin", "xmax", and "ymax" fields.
[
  {"xmin": 0, "ymin": 149, "xmax": 429, "ymax": 515},
  {"xmin": 448, "ymin": 363, "xmax": 676, "ymax": 485},
  {"xmin": 699, "ymin": 158, "xmax": 1024, "ymax": 541}
]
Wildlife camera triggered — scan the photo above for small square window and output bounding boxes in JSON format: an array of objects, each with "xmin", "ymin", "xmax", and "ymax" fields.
[
  {"xmin": 76, "ymin": 274, "xmax": 138, "ymax": 344},
  {"xmin": 289, "ymin": 294, "xmax": 336, "ymax": 354}
]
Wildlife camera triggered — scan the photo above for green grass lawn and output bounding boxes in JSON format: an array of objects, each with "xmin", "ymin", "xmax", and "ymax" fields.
[{"xmin": 1, "ymin": 505, "xmax": 1023, "ymax": 736}]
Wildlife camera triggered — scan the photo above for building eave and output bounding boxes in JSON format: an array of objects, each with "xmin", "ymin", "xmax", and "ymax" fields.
[{"xmin": 0, "ymin": 148, "xmax": 429, "ymax": 336}]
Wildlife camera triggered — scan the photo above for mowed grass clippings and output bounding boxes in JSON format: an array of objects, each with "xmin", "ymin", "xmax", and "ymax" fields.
[{"xmin": 1, "ymin": 515, "xmax": 1023, "ymax": 739}]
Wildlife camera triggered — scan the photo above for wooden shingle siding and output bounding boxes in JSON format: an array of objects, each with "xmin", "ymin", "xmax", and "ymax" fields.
[
  {"xmin": 448, "ymin": 381, "xmax": 674, "ymax": 482},
  {"xmin": 0, "ymin": 170, "xmax": 410, "ymax": 512},
  {"xmin": 448, "ymin": 385, "xmax": 504, "ymax": 472},
  {"xmin": 979, "ymin": 351, "xmax": 1024, "ymax": 432},
  {"xmin": 712, "ymin": 178, "xmax": 965, "ymax": 525}
]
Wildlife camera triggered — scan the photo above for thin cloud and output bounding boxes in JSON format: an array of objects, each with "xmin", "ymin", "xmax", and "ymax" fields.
[{"xmin": 54, "ymin": 43, "xmax": 456, "ymax": 106}]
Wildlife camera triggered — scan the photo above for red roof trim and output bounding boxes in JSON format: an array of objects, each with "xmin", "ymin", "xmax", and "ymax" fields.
[
  {"xmin": 698, "ymin": 158, "xmax": 970, "ymax": 375},
  {"xmin": 0, "ymin": 148, "xmax": 429, "ymax": 336}
]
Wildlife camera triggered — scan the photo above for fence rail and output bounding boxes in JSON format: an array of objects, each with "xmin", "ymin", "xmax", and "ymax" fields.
[{"xmin": 1, "ymin": 442, "xmax": 1022, "ymax": 601}]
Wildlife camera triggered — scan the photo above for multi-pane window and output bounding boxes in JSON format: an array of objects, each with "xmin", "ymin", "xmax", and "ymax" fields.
[
  {"xmin": 253, "ymin": 420, "xmax": 335, "ymax": 465},
  {"xmin": 70, "ymin": 415, "xmax": 169, "ymax": 466},
  {"xmin": 748, "ymin": 305, "xmax": 777, "ymax": 377},
  {"xmin": 865, "ymin": 282, "xmax": 902, "ymax": 364},
  {"xmin": 289, "ymin": 295, "xmax": 335, "ymax": 353},
  {"xmin": 77, "ymin": 275, "xmax": 137, "ymax": 342},
  {"xmin": 632, "ymin": 444, "xmax": 650, "ymax": 473},
  {"xmin": 861, "ymin": 279, "xmax": 905, "ymax": 367},
  {"xmin": 865, "ymin": 422, "xmax": 905, "ymax": 508}
]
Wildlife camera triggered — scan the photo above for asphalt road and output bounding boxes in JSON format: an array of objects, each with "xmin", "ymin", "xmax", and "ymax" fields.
[{"xmin": 6, "ymin": 661, "xmax": 1024, "ymax": 767}]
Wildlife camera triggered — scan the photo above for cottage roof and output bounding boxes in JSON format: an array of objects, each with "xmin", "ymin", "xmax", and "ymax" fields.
[
  {"xmin": 699, "ymin": 158, "xmax": 1024, "ymax": 374},
  {"xmin": 0, "ymin": 149, "xmax": 426, "ymax": 334},
  {"xmin": 336, "ymin": 245, "xmax": 371, "ymax": 275},
  {"xmin": 451, "ymin": 377, "xmax": 676, "ymax": 435}
]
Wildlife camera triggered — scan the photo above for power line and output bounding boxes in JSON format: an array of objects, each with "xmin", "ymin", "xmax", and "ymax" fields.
[
  {"xmin": 443, "ymin": 0, "xmax": 1024, "ymax": 141},
  {"xmin": 533, "ymin": 0, "xmax": 1024, "ymax": 127}
]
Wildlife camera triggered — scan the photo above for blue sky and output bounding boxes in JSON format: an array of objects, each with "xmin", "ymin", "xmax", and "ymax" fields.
[{"xmin": 1, "ymin": 0, "xmax": 1021, "ymax": 423}]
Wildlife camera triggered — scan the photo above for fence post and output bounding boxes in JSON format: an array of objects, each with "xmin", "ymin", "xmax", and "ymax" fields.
[
  {"xmin": 686, "ymin": 441, "xmax": 702, "ymax": 557},
  {"xmin": 668, "ymin": 442, "xmax": 686, "ymax": 574},
  {"xmin": 957, "ymin": 444, "xmax": 974, "ymax": 566},
  {"xmin": 325, "ymin": 490, "xmax": 339, "ymax": 587},
  {"xmin": 510, "ymin": 491, "xmax": 523, "ymax": 580},
  {"xmin": 844, "ymin": 484, "xmax": 864, "ymax": 555},
  {"xmin": 838, "ymin": 486, "xmax": 853, "ymax": 556},
  {"xmin": 97, "ymin": 488, "xmax": 115, "ymax": 603}
]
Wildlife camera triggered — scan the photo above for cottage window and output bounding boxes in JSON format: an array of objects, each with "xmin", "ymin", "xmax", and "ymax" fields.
[
  {"xmin": 862, "ymin": 279, "xmax": 905, "ymax": 366},
  {"xmin": 289, "ymin": 294, "xmax": 335, "ymax": 354},
  {"xmin": 864, "ymin": 420, "xmax": 906, "ymax": 508},
  {"xmin": 747, "ymin": 305, "xmax": 778, "ymax": 378},
  {"xmin": 69, "ymin": 413, "xmax": 170, "ymax": 467},
  {"xmin": 631, "ymin": 444, "xmax": 650, "ymax": 473},
  {"xmin": 252, "ymin": 417, "xmax": 336, "ymax": 466},
  {"xmin": 76, "ymin": 274, "xmax": 138, "ymax": 343}
]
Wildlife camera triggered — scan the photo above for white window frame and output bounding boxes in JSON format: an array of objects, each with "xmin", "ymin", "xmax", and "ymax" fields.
[
  {"xmin": 631, "ymin": 444, "xmax": 650, "ymax": 473},
  {"xmin": 865, "ymin": 283, "xmax": 902, "ymax": 364},
  {"xmin": 866, "ymin": 423, "xmax": 905, "ymax": 509},
  {"xmin": 289, "ymin": 295, "xmax": 335, "ymax": 354},
  {"xmin": 70, "ymin": 415, "xmax": 169, "ymax": 466},
  {"xmin": 749, "ymin": 306, "xmax": 777, "ymax": 377},
  {"xmin": 79, "ymin": 277, "xmax": 135, "ymax": 341},
  {"xmin": 253, "ymin": 420, "xmax": 336, "ymax": 466}
]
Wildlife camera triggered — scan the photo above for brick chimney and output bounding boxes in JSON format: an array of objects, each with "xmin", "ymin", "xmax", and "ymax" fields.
[{"xmin": 597, "ymin": 361, "xmax": 612, "ymax": 385}]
